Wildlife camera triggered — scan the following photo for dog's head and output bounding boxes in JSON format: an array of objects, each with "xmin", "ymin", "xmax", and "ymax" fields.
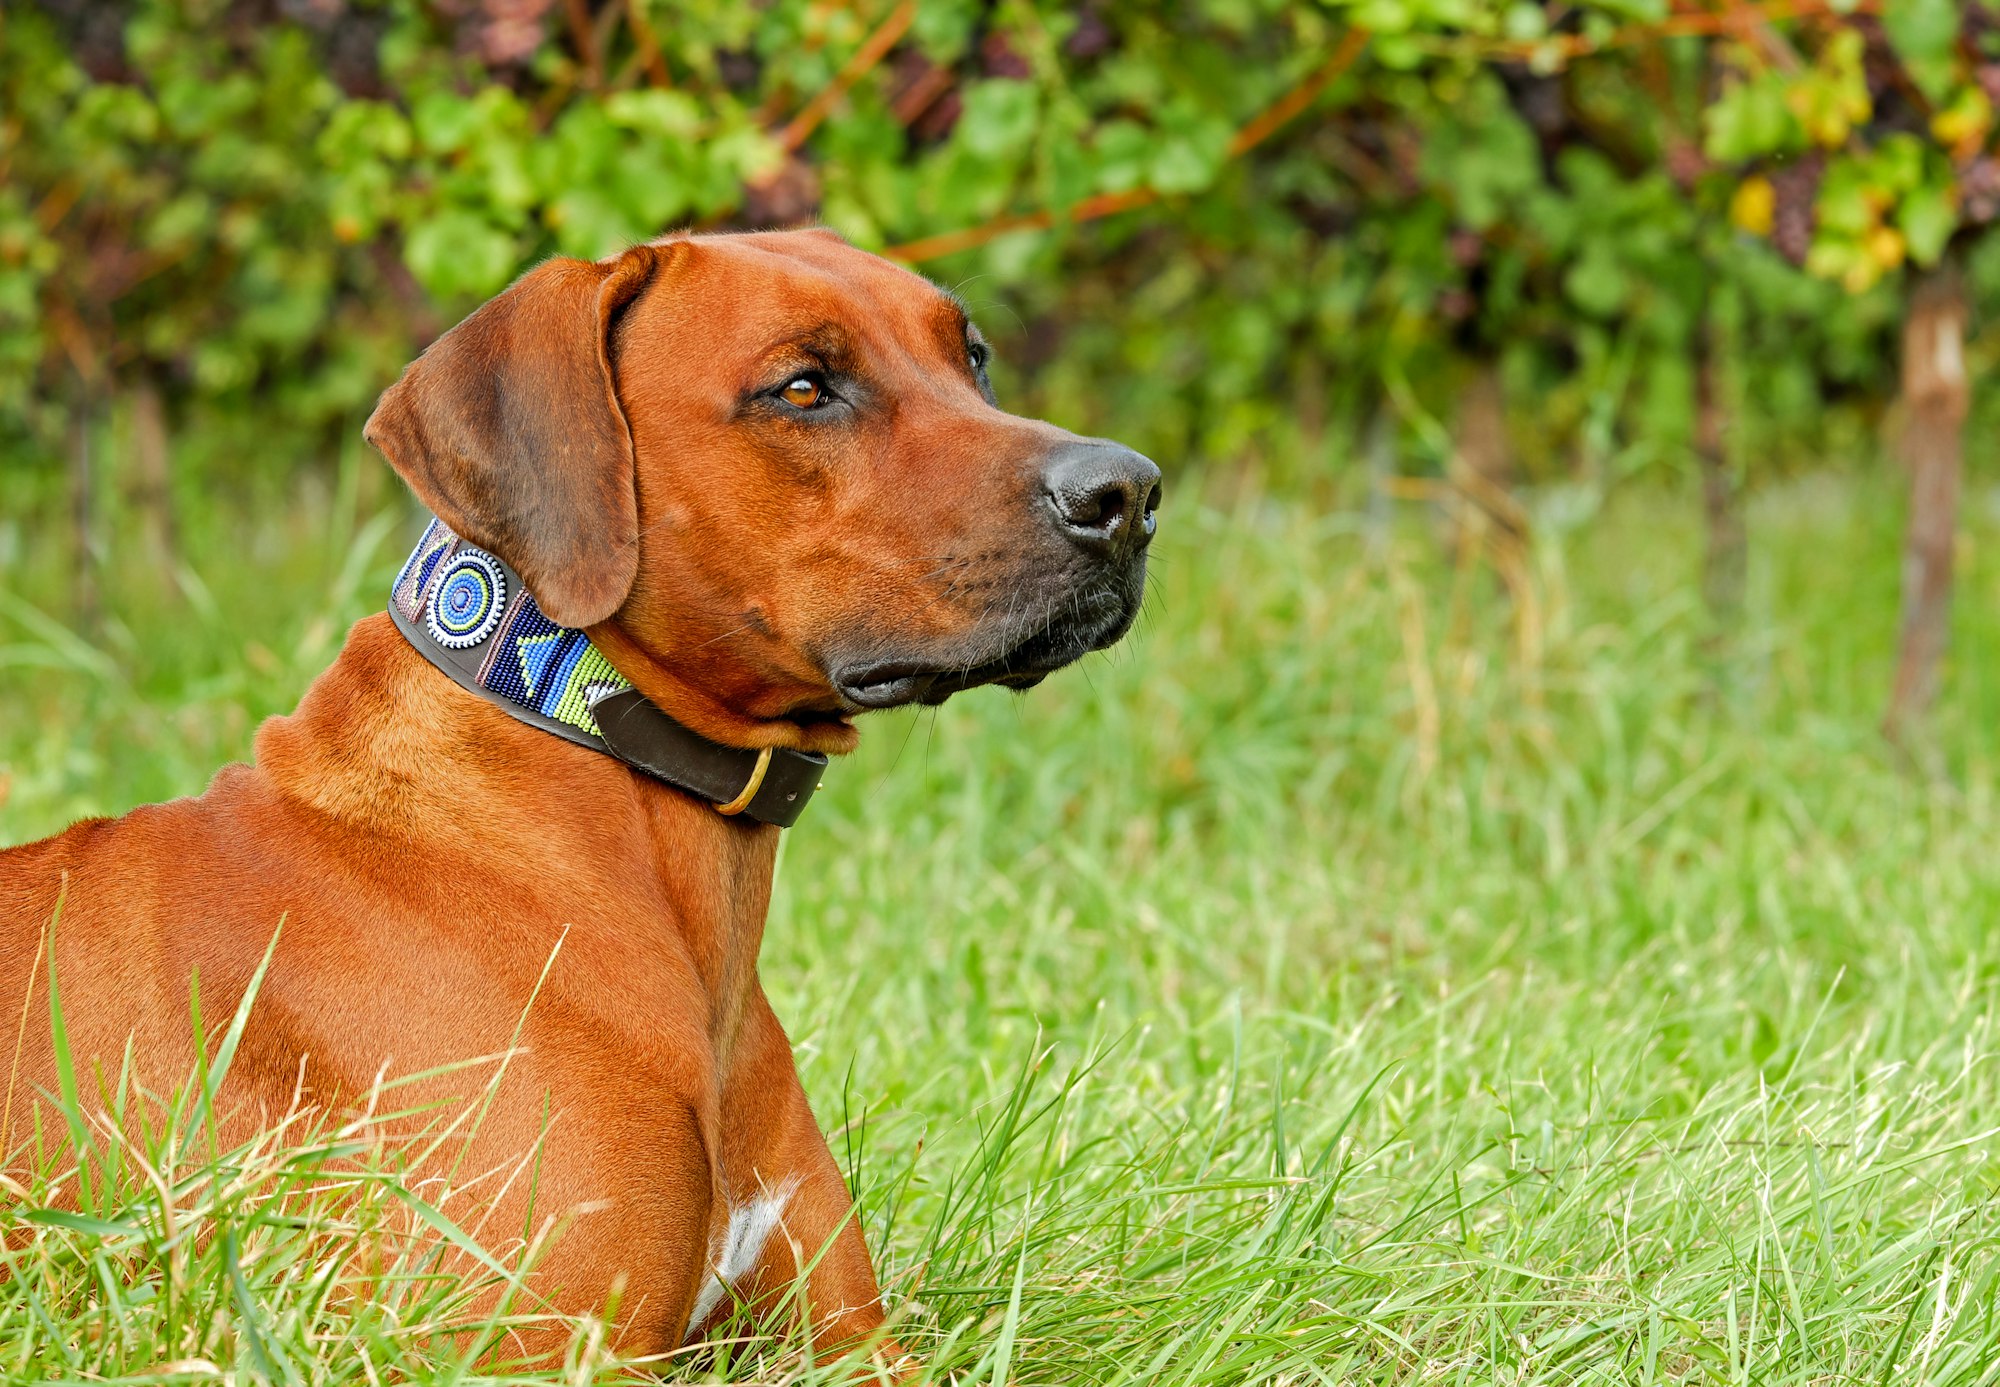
[{"xmin": 365, "ymin": 229, "xmax": 1158, "ymax": 754}]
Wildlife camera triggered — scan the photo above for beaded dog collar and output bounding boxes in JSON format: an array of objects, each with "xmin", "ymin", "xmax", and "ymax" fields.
[{"xmin": 389, "ymin": 518, "xmax": 826, "ymax": 827}]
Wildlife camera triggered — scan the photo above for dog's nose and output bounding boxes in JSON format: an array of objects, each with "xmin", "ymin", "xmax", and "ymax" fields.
[{"xmin": 1042, "ymin": 442, "xmax": 1162, "ymax": 555}]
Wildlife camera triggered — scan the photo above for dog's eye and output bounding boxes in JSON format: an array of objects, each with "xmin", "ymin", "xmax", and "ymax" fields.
[
  {"xmin": 780, "ymin": 376, "xmax": 825, "ymax": 409},
  {"xmin": 967, "ymin": 342, "xmax": 989, "ymax": 374}
]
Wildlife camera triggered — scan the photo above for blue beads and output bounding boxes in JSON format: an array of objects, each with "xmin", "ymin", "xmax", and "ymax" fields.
[{"xmin": 425, "ymin": 549, "xmax": 507, "ymax": 649}]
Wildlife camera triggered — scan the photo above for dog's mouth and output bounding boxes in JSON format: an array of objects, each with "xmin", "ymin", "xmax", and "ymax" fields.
[
  {"xmin": 834, "ymin": 653, "xmax": 1050, "ymax": 711},
  {"xmin": 829, "ymin": 583, "xmax": 1142, "ymax": 713}
]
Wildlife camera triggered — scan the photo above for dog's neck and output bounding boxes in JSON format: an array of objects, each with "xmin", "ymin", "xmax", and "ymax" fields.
[
  {"xmin": 386, "ymin": 519, "xmax": 825, "ymax": 826},
  {"xmin": 254, "ymin": 615, "xmax": 779, "ymax": 1034}
]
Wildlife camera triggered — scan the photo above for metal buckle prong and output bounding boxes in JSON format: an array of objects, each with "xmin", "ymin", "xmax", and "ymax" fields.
[{"xmin": 714, "ymin": 746, "xmax": 775, "ymax": 816}]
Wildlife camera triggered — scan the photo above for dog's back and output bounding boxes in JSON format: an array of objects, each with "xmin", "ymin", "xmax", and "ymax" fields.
[{"xmin": 0, "ymin": 775, "xmax": 296, "ymax": 1141}]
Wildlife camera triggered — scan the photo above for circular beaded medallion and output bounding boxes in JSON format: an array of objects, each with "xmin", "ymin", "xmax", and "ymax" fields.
[{"xmin": 426, "ymin": 550, "xmax": 508, "ymax": 649}]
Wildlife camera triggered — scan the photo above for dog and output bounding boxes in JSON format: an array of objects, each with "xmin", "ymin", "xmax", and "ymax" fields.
[{"xmin": 0, "ymin": 228, "xmax": 1159, "ymax": 1365}]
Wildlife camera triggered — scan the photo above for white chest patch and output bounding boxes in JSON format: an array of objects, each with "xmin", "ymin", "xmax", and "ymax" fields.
[{"xmin": 684, "ymin": 1177, "xmax": 799, "ymax": 1342}]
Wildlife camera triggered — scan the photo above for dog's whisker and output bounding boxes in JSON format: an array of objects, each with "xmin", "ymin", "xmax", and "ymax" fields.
[{"xmin": 691, "ymin": 621, "xmax": 759, "ymax": 652}]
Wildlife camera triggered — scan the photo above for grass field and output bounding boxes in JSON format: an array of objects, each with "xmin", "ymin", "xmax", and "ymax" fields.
[{"xmin": 3, "ymin": 460, "xmax": 2000, "ymax": 1383}]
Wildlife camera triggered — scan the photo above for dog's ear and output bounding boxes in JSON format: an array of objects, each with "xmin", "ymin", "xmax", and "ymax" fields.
[{"xmin": 365, "ymin": 246, "xmax": 666, "ymax": 628}]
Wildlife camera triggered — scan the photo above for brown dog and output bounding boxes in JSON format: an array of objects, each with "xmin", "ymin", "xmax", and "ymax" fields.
[{"xmin": 0, "ymin": 230, "xmax": 1158, "ymax": 1364}]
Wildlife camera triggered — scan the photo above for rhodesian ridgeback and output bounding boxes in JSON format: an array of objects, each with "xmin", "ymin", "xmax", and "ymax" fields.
[{"xmin": 0, "ymin": 229, "xmax": 1159, "ymax": 1366}]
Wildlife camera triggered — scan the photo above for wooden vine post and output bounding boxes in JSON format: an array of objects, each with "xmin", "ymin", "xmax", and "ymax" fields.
[
  {"xmin": 129, "ymin": 375, "xmax": 177, "ymax": 582},
  {"xmin": 1694, "ymin": 302, "xmax": 1744, "ymax": 639},
  {"xmin": 1885, "ymin": 265, "xmax": 1970, "ymax": 739}
]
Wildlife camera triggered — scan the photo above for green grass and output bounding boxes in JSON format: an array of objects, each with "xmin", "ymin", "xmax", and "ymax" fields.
[{"xmin": 4, "ymin": 459, "xmax": 2000, "ymax": 1383}]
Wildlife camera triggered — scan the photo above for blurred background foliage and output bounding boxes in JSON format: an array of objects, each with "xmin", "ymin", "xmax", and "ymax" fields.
[{"xmin": 2, "ymin": 0, "xmax": 1997, "ymax": 727}]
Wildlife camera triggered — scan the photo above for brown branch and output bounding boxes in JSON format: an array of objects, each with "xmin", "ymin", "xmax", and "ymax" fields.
[
  {"xmin": 887, "ymin": 189, "xmax": 1156, "ymax": 265},
  {"xmin": 34, "ymin": 176, "xmax": 82, "ymax": 234},
  {"xmin": 563, "ymin": 0, "xmax": 602, "ymax": 90},
  {"xmin": 775, "ymin": 0, "xmax": 918, "ymax": 154},
  {"xmin": 625, "ymin": 0, "xmax": 672, "ymax": 89},
  {"xmin": 1229, "ymin": 27, "xmax": 1371, "ymax": 158},
  {"xmin": 891, "ymin": 61, "xmax": 957, "ymax": 127},
  {"xmin": 44, "ymin": 298, "xmax": 101, "ymax": 385},
  {"xmin": 887, "ymin": 28, "xmax": 1371, "ymax": 265}
]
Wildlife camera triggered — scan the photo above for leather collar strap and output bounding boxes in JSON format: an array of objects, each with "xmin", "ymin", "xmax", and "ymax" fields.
[{"xmin": 388, "ymin": 518, "xmax": 826, "ymax": 828}]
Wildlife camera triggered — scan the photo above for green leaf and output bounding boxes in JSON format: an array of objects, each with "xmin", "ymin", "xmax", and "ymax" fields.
[
  {"xmin": 1421, "ymin": 76, "xmax": 1539, "ymax": 230},
  {"xmin": 546, "ymin": 187, "xmax": 647, "ymax": 260},
  {"xmin": 1704, "ymin": 72, "xmax": 1801, "ymax": 161},
  {"xmin": 958, "ymin": 80, "xmax": 1040, "ymax": 161},
  {"xmin": 1565, "ymin": 244, "xmax": 1630, "ymax": 317},
  {"xmin": 1815, "ymin": 158, "xmax": 1881, "ymax": 239},
  {"xmin": 412, "ymin": 91, "xmax": 481, "ymax": 154},
  {"xmin": 1350, "ymin": 0, "xmax": 1417, "ymax": 35},
  {"xmin": 1882, "ymin": 0, "xmax": 1961, "ymax": 104},
  {"xmin": 1503, "ymin": 4, "xmax": 1548, "ymax": 40},
  {"xmin": 1091, "ymin": 120, "xmax": 1154, "ymax": 194},
  {"xmin": 1898, "ymin": 180, "xmax": 1958, "ymax": 267},
  {"xmin": 404, "ymin": 208, "xmax": 519, "ymax": 300},
  {"xmin": 1150, "ymin": 140, "xmax": 1218, "ymax": 196},
  {"xmin": 603, "ymin": 88, "xmax": 704, "ymax": 141}
]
